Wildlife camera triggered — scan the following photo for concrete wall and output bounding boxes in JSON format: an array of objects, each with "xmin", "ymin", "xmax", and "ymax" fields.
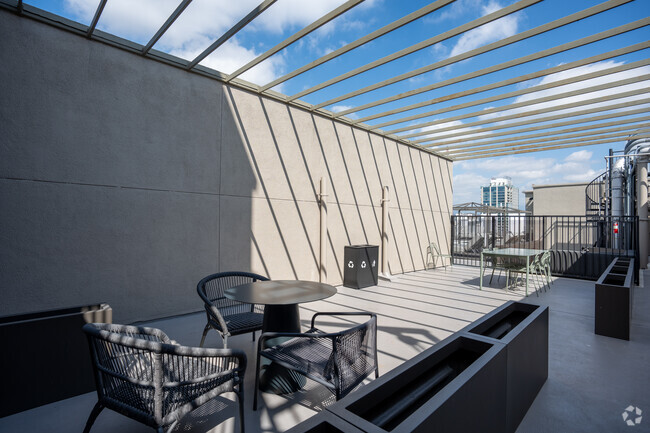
[
  {"xmin": 0, "ymin": 10, "xmax": 453, "ymax": 323},
  {"xmin": 533, "ymin": 183, "xmax": 589, "ymax": 216}
]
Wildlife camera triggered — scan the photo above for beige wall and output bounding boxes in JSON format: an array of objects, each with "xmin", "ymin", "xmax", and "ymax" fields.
[
  {"xmin": 0, "ymin": 10, "xmax": 452, "ymax": 323},
  {"xmin": 533, "ymin": 183, "xmax": 589, "ymax": 216}
]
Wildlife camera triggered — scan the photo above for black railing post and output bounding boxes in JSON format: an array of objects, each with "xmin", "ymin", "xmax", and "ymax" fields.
[
  {"xmin": 450, "ymin": 216, "xmax": 455, "ymax": 265},
  {"xmin": 491, "ymin": 216, "xmax": 496, "ymax": 249}
]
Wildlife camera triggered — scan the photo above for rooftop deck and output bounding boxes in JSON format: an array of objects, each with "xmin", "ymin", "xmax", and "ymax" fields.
[{"xmin": 2, "ymin": 265, "xmax": 649, "ymax": 432}]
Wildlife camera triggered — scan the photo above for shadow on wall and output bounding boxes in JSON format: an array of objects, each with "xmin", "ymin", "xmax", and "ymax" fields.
[{"xmin": 222, "ymin": 86, "xmax": 453, "ymax": 286}]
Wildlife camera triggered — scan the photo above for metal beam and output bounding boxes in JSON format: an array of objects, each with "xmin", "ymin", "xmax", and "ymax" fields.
[
  {"xmin": 389, "ymin": 74, "xmax": 650, "ymax": 136},
  {"xmin": 453, "ymin": 133, "xmax": 650, "ymax": 160},
  {"xmin": 432, "ymin": 115, "xmax": 650, "ymax": 152},
  {"xmin": 142, "ymin": 0, "xmax": 193, "ymax": 55},
  {"xmin": 258, "ymin": 0, "xmax": 456, "ymax": 92},
  {"xmin": 446, "ymin": 124, "xmax": 650, "ymax": 156},
  {"xmin": 187, "ymin": 0, "xmax": 277, "ymax": 70},
  {"xmin": 226, "ymin": 0, "xmax": 364, "ymax": 83},
  {"xmin": 312, "ymin": 0, "xmax": 634, "ymax": 110},
  {"xmin": 365, "ymin": 53, "xmax": 650, "ymax": 129},
  {"xmin": 86, "ymin": 0, "xmax": 107, "ymax": 38},
  {"xmin": 287, "ymin": 0, "xmax": 540, "ymax": 102},
  {"xmin": 412, "ymin": 99, "xmax": 650, "ymax": 145},
  {"xmin": 399, "ymin": 86, "xmax": 650, "ymax": 140},
  {"xmin": 333, "ymin": 20, "xmax": 649, "ymax": 118}
]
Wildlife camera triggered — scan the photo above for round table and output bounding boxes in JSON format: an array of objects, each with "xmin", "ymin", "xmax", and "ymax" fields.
[
  {"xmin": 225, "ymin": 280, "xmax": 337, "ymax": 333},
  {"xmin": 225, "ymin": 280, "xmax": 337, "ymax": 394}
]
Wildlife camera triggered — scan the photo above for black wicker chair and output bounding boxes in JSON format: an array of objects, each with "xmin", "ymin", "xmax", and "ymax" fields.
[
  {"xmin": 82, "ymin": 323, "xmax": 246, "ymax": 433},
  {"xmin": 197, "ymin": 271, "xmax": 269, "ymax": 348},
  {"xmin": 253, "ymin": 312, "xmax": 379, "ymax": 410}
]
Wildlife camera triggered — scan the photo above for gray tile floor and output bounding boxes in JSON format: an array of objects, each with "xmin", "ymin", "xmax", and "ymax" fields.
[{"xmin": 1, "ymin": 265, "xmax": 648, "ymax": 432}]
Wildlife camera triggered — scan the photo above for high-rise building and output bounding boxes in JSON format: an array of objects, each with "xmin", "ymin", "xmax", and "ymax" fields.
[
  {"xmin": 481, "ymin": 177, "xmax": 519, "ymax": 209},
  {"xmin": 481, "ymin": 177, "xmax": 520, "ymax": 238}
]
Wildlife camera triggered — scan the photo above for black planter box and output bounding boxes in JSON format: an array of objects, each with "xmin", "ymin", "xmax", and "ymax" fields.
[
  {"xmin": 286, "ymin": 410, "xmax": 365, "ymax": 433},
  {"xmin": 595, "ymin": 257, "xmax": 634, "ymax": 340},
  {"xmin": 343, "ymin": 245, "xmax": 379, "ymax": 289},
  {"xmin": 459, "ymin": 301, "xmax": 549, "ymax": 433},
  {"xmin": 327, "ymin": 334, "xmax": 507, "ymax": 433},
  {"xmin": 0, "ymin": 304, "xmax": 112, "ymax": 417}
]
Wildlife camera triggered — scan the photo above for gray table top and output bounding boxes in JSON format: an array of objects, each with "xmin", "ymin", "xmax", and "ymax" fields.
[
  {"xmin": 225, "ymin": 280, "xmax": 337, "ymax": 305},
  {"xmin": 481, "ymin": 248, "xmax": 548, "ymax": 258}
]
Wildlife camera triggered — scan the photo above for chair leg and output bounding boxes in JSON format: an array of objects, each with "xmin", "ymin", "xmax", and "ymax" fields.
[
  {"xmin": 252, "ymin": 331, "xmax": 256, "ymax": 342},
  {"xmin": 253, "ymin": 351, "xmax": 262, "ymax": 411},
  {"xmin": 199, "ymin": 324, "xmax": 210, "ymax": 348},
  {"xmin": 236, "ymin": 385, "xmax": 245, "ymax": 433},
  {"xmin": 489, "ymin": 267, "xmax": 496, "ymax": 284},
  {"xmin": 82, "ymin": 402, "xmax": 104, "ymax": 433}
]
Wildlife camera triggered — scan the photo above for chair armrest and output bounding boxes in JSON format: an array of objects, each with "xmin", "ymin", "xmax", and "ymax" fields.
[
  {"xmin": 160, "ymin": 344, "xmax": 247, "ymax": 382},
  {"xmin": 204, "ymin": 304, "xmax": 231, "ymax": 337},
  {"xmin": 310, "ymin": 311, "xmax": 376, "ymax": 330},
  {"xmin": 85, "ymin": 323, "xmax": 173, "ymax": 344}
]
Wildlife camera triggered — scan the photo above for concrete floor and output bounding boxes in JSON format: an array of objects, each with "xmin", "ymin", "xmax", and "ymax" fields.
[{"xmin": 1, "ymin": 265, "xmax": 648, "ymax": 432}]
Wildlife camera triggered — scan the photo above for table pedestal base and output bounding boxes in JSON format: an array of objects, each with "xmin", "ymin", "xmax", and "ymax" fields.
[{"xmin": 260, "ymin": 303, "xmax": 306, "ymax": 394}]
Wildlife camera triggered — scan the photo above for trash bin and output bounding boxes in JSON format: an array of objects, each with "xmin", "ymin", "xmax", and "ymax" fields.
[{"xmin": 344, "ymin": 244, "xmax": 379, "ymax": 289}]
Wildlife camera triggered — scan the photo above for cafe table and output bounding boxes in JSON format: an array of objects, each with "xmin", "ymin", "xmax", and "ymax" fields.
[
  {"xmin": 225, "ymin": 280, "xmax": 337, "ymax": 393},
  {"xmin": 480, "ymin": 248, "xmax": 547, "ymax": 296}
]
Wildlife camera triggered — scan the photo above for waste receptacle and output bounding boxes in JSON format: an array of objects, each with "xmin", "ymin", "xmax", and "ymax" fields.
[{"xmin": 344, "ymin": 244, "xmax": 379, "ymax": 289}]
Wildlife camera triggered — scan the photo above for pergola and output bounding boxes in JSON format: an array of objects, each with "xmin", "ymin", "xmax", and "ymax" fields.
[
  {"xmin": 3, "ymin": 0, "xmax": 648, "ymax": 161},
  {"xmin": 453, "ymin": 201, "xmax": 530, "ymax": 214}
]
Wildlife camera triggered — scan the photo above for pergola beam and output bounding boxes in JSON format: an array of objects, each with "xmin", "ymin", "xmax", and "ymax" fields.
[
  {"xmin": 366, "ymin": 53, "xmax": 650, "ymax": 130},
  {"xmin": 446, "ymin": 125, "xmax": 650, "ymax": 157},
  {"xmin": 420, "ymin": 107, "xmax": 650, "ymax": 147},
  {"xmin": 226, "ymin": 0, "xmax": 364, "ymax": 83},
  {"xmin": 142, "ymin": 0, "xmax": 193, "ymax": 55},
  {"xmin": 432, "ymin": 115, "xmax": 650, "ymax": 152},
  {"xmin": 287, "ymin": 0, "xmax": 540, "ymax": 102},
  {"xmin": 312, "ymin": 0, "xmax": 634, "ymax": 110},
  {"xmin": 187, "ymin": 0, "xmax": 277, "ymax": 70},
  {"xmin": 258, "ymin": 0, "xmax": 456, "ymax": 92},
  {"xmin": 399, "ymin": 87, "xmax": 650, "ymax": 141},
  {"xmin": 453, "ymin": 133, "xmax": 650, "ymax": 160},
  {"xmin": 86, "ymin": 0, "xmax": 107, "ymax": 38},
  {"xmin": 388, "ymin": 73, "xmax": 650, "ymax": 136},
  {"xmin": 334, "ymin": 19, "xmax": 648, "ymax": 118}
]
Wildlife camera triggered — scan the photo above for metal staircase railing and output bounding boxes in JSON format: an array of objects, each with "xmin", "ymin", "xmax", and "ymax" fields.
[{"xmin": 585, "ymin": 171, "xmax": 608, "ymax": 219}]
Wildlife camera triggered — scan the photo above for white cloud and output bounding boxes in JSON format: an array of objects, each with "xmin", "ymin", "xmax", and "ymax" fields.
[
  {"xmin": 453, "ymin": 172, "xmax": 490, "ymax": 204},
  {"xmin": 453, "ymin": 151, "xmax": 603, "ymax": 206},
  {"xmin": 564, "ymin": 150, "xmax": 593, "ymax": 162},
  {"xmin": 449, "ymin": 2, "xmax": 520, "ymax": 57}
]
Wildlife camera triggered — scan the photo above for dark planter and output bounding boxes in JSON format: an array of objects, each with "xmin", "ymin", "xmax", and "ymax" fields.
[
  {"xmin": 459, "ymin": 301, "xmax": 549, "ymax": 433},
  {"xmin": 327, "ymin": 334, "xmax": 507, "ymax": 433},
  {"xmin": 0, "ymin": 304, "xmax": 112, "ymax": 417},
  {"xmin": 595, "ymin": 257, "xmax": 634, "ymax": 340},
  {"xmin": 285, "ymin": 410, "xmax": 365, "ymax": 433},
  {"xmin": 343, "ymin": 245, "xmax": 379, "ymax": 289}
]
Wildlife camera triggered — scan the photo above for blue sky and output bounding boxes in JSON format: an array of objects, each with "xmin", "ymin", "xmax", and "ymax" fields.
[{"xmin": 25, "ymin": 0, "xmax": 650, "ymax": 207}]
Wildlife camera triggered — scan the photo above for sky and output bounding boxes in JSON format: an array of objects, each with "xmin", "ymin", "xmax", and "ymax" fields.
[{"xmin": 24, "ymin": 0, "xmax": 650, "ymax": 208}]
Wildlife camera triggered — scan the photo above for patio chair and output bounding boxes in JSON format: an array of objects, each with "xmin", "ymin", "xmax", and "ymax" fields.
[
  {"xmin": 197, "ymin": 271, "xmax": 269, "ymax": 348},
  {"xmin": 425, "ymin": 242, "xmax": 452, "ymax": 269},
  {"xmin": 82, "ymin": 323, "xmax": 246, "ymax": 433},
  {"xmin": 505, "ymin": 253, "xmax": 546, "ymax": 296},
  {"xmin": 253, "ymin": 312, "xmax": 379, "ymax": 410}
]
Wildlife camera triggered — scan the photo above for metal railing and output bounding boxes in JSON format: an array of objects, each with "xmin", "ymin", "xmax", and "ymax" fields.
[
  {"xmin": 585, "ymin": 171, "xmax": 608, "ymax": 219},
  {"xmin": 451, "ymin": 215, "xmax": 638, "ymax": 280}
]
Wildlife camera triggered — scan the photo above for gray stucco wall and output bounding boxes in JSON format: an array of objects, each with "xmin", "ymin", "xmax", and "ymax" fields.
[
  {"xmin": 0, "ymin": 10, "xmax": 453, "ymax": 323},
  {"xmin": 533, "ymin": 183, "xmax": 588, "ymax": 216}
]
